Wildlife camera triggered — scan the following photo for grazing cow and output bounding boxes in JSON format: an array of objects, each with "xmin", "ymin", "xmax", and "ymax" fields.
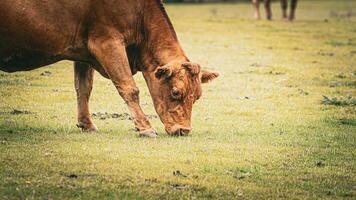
[
  {"xmin": 0, "ymin": 0, "xmax": 219, "ymax": 137},
  {"xmin": 252, "ymin": 0, "xmax": 298, "ymax": 21}
]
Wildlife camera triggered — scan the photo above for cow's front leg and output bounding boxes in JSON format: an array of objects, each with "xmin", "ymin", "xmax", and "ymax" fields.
[
  {"xmin": 74, "ymin": 62, "xmax": 97, "ymax": 132},
  {"xmin": 88, "ymin": 36, "xmax": 157, "ymax": 138}
]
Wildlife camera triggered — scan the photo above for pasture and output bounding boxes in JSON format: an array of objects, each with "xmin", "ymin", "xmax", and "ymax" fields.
[{"xmin": 0, "ymin": 0, "xmax": 355, "ymax": 199}]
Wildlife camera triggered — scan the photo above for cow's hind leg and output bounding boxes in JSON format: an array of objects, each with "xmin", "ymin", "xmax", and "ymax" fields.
[
  {"xmin": 252, "ymin": 0, "xmax": 261, "ymax": 20},
  {"xmin": 88, "ymin": 35, "xmax": 157, "ymax": 138},
  {"xmin": 264, "ymin": 0, "xmax": 272, "ymax": 20},
  {"xmin": 281, "ymin": 0, "xmax": 288, "ymax": 20},
  {"xmin": 289, "ymin": 0, "xmax": 298, "ymax": 21},
  {"xmin": 74, "ymin": 62, "xmax": 97, "ymax": 132}
]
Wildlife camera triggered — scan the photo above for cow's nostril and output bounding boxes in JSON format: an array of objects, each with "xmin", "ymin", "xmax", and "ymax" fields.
[
  {"xmin": 167, "ymin": 126, "xmax": 191, "ymax": 136},
  {"xmin": 179, "ymin": 129, "xmax": 184, "ymax": 136},
  {"xmin": 178, "ymin": 128, "xmax": 191, "ymax": 136}
]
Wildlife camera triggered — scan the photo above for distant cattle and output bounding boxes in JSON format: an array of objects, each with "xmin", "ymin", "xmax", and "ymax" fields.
[
  {"xmin": 252, "ymin": 0, "xmax": 298, "ymax": 21},
  {"xmin": 0, "ymin": 0, "xmax": 219, "ymax": 137}
]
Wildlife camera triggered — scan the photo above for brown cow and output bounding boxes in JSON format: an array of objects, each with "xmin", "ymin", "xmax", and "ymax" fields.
[
  {"xmin": 0, "ymin": 0, "xmax": 219, "ymax": 137},
  {"xmin": 252, "ymin": 0, "xmax": 298, "ymax": 21}
]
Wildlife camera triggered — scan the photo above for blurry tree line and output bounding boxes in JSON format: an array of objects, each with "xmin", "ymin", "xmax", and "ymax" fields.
[{"xmin": 165, "ymin": 0, "xmax": 250, "ymax": 3}]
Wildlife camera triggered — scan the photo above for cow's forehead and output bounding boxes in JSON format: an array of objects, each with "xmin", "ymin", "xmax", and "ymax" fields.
[
  {"xmin": 168, "ymin": 62, "xmax": 200, "ymax": 88},
  {"xmin": 171, "ymin": 73, "xmax": 200, "ymax": 94},
  {"xmin": 172, "ymin": 68, "xmax": 192, "ymax": 82}
]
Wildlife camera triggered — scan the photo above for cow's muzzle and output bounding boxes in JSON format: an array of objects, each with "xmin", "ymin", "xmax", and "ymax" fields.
[{"xmin": 166, "ymin": 125, "xmax": 192, "ymax": 136}]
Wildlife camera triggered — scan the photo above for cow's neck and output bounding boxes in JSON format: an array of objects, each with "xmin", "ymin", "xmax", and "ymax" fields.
[{"xmin": 140, "ymin": 0, "xmax": 188, "ymax": 71}]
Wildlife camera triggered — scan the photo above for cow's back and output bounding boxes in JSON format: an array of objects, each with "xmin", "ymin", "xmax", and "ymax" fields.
[
  {"xmin": 0, "ymin": 0, "xmax": 167, "ymax": 72},
  {"xmin": 0, "ymin": 0, "xmax": 91, "ymax": 72}
]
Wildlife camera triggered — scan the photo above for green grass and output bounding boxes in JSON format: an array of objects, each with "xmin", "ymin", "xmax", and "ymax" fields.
[{"xmin": 1, "ymin": 0, "xmax": 355, "ymax": 199}]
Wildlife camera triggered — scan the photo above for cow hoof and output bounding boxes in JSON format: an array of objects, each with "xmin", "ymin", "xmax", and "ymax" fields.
[
  {"xmin": 76, "ymin": 122, "xmax": 98, "ymax": 132},
  {"xmin": 139, "ymin": 129, "xmax": 158, "ymax": 138}
]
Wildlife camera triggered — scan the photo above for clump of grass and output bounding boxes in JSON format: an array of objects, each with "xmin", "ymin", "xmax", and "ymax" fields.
[
  {"xmin": 225, "ymin": 168, "xmax": 254, "ymax": 180},
  {"xmin": 326, "ymin": 39, "xmax": 354, "ymax": 47},
  {"xmin": 322, "ymin": 95, "xmax": 356, "ymax": 106},
  {"xmin": 335, "ymin": 73, "xmax": 347, "ymax": 79},
  {"xmin": 338, "ymin": 118, "xmax": 356, "ymax": 126},
  {"xmin": 329, "ymin": 80, "xmax": 356, "ymax": 88},
  {"xmin": 0, "ymin": 79, "xmax": 26, "ymax": 86},
  {"xmin": 324, "ymin": 117, "xmax": 356, "ymax": 126}
]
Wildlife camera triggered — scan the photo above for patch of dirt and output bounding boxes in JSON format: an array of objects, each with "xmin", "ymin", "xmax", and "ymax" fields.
[
  {"xmin": 10, "ymin": 109, "xmax": 32, "ymax": 115},
  {"xmin": 144, "ymin": 178, "xmax": 158, "ymax": 184},
  {"xmin": 0, "ymin": 138, "xmax": 8, "ymax": 145},
  {"xmin": 330, "ymin": 10, "xmax": 356, "ymax": 18},
  {"xmin": 298, "ymin": 88, "xmax": 309, "ymax": 96},
  {"xmin": 237, "ymin": 96, "xmax": 256, "ymax": 100},
  {"xmin": 329, "ymin": 80, "xmax": 356, "ymax": 88},
  {"xmin": 169, "ymin": 183, "xmax": 189, "ymax": 190},
  {"xmin": 225, "ymin": 169, "xmax": 252, "ymax": 180},
  {"xmin": 318, "ymin": 51, "xmax": 334, "ymax": 57},
  {"xmin": 250, "ymin": 63, "xmax": 271, "ymax": 68},
  {"xmin": 61, "ymin": 172, "xmax": 98, "ymax": 180},
  {"xmin": 40, "ymin": 71, "xmax": 52, "ymax": 76},
  {"xmin": 92, "ymin": 112, "xmax": 158, "ymax": 120},
  {"xmin": 316, "ymin": 161, "xmax": 326, "ymax": 167},
  {"xmin": 269, "ymin": 71, "xmax": 285, "ymax": 75},
  {"xmin": 173, "ymin": 170, "xmax": 187, "ymax": 178},
  {"xmin": 335, "ymin": 73, "xmax": 347, "ymax": 79},
  {"xmin": 92, "ymin": 112, "xmax": 132, "ymax": 120},
  {"xmin": 67, "ymin": 174, "xmax": 78, "ymax": 179},
  {"xmin": 293, "ymin": 47, "xmax": 303, "ymax": 51}
]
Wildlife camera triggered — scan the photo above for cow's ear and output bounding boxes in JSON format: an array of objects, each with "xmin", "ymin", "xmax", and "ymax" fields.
[
  {"xmin": 183, "ymin": 62, "xmax": 200, "ymax": 76},
  {"xmin": 155, "ymin": 66, "xmax": 172, "ymax": 79},
  {"xmin": 201, "ymin": 70, "xmax": 219, "ymax": 83}
]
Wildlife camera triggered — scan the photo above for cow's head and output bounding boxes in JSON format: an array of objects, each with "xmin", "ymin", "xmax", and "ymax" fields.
[{"xmin": 144, "ymin": 62, "xmax": 218, "ymax": 136}]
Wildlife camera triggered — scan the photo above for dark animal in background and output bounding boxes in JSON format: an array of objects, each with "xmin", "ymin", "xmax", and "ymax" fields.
[
  {"xmin": 252, "ymin": 0, "xmax": 298, "ymax": 21},
  {"xmin": 0, "ymin": 0, "xmax": 219, "ymax": 137}
]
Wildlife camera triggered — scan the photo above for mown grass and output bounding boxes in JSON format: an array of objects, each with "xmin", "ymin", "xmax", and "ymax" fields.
[{"xmin": 0, "ymin": 0, "xmax": 355, "ymax": 199}]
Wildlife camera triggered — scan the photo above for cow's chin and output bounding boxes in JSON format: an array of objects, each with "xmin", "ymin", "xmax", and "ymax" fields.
[
  {"xmin": 152, "ymin": 100, "xmax": 193, "ymax": 136},
  {"xmin": 157, "ymin": 108, "xmax": 193, "ymax": 136}
]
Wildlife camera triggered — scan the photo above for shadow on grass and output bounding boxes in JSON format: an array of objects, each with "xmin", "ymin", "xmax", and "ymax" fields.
[
  {"xmin": 0, "ymin": 120, "xmax": 82, "ymax": 145},
  {"xmin": 0, "ymin": 184, "xmax": 145, "ymax": 200},
  {"xmin": 0, "ymin": 172, "xmax": 237, "ymax": 199}
]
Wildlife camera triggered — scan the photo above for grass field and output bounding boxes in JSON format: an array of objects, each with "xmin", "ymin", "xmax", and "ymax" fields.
[{"xmin": 1, "ymin": 0, "xmax": 355, "ymax": 199}]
